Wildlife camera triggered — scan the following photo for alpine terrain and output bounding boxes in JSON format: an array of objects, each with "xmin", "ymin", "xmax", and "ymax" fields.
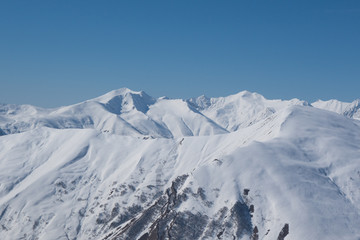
[{"xmin": 1, "ymin": 88, "xmax": 360, "ymax": 240}]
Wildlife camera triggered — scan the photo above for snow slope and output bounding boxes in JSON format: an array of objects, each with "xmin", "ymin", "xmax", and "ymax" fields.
[{"xmin": 0, "ymin": 89, "xmax": 360, "ymax": 240}]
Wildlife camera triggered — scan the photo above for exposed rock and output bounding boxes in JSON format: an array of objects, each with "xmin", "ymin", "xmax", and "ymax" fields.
[
  {"xmin": 230, "ymin": 201, "xmax": 253, "ymax": 238},
  {"xmin": 249, "ymin": 204, "xmax": 254, "ymax": 213},
  {"xmin": 251, "ymin": 226, "xmax": 259, "ymax": 240},
  {"xmin": 277, "ymin": 223, "xmax": 289, "ymax": 240},
  {"xmin": 243, "ymin": 189, "xmax": 250, "ymax": 196}
]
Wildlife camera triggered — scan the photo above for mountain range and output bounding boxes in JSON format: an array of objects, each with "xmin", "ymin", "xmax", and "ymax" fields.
[{"xmin": 1, "ymin": 88, "xmax": 360, "ymax": 240}]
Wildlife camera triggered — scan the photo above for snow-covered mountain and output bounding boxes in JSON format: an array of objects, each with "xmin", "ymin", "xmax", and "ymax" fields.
[
  {"xmin": 0, "ymin": 89, "xmax": 360, "ymax": 240},
  {"xmin": 188, "ymin": 91, "xmax": 309, "ymax": 131},
  {"xmin": 0, "ymin": 88, "xmax": 228, "ymax": 138},
  {"xmin": 312, "ymin": 99, "xmax": 360, "ymax": 120}
]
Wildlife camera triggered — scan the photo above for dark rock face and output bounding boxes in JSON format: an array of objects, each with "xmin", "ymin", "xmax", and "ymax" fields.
[
  {"xmin": 251, "ymin": 226, "xmax": 259, "ymax": 240},
  {"xmin": 100, "ymin": 174, "xmax": 256, "ymax": 240},
  {"xmin": 164, "ymin": 211, "xmax": 208, "ymax": 239},
  {"xmin": 243, "ymin": 189, "xmax": 250, "ymax": 196},
  {"xmin": 94, "ymin": 174, "xmax": 301, "ymax": 240},
  {"xmin": 202, "ymin": 207, "xmax": 228, "ymax": 239},
  {"xmin": 0, "ymin": 128, "xmax": 6, "ymax": 136},
  {"xmin": 277, "ymin": 223, "xmax": 289, "ymax": 240},
  {"xmin": 249, "ymin": 205, "xmax": 254, "ymax": 213},
  {"xmin": 230, "ymin": 201, "xmax": 253, "ymax": 238},
  {"xmin": 103, "ymin": 175, "xmax": 192, "ymax": 240}
]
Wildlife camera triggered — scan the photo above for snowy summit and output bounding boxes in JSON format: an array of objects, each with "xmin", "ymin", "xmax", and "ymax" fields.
[{"xmin": 0, "ymin": 88, "xmax": 360, "ymax": 240}]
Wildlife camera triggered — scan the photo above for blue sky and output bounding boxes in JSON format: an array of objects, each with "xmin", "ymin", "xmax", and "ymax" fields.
[{"xmin": 1, "ymin": 1, "xmax": 359, "ymax": 107}]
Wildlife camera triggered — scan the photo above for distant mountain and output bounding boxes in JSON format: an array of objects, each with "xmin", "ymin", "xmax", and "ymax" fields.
[
  {"xmin": 0, "ymin": 88, "xmax": 311, "ymax": 138},
  {"xmin": 0, "ymin": 89, "xmax": 360, "ymax": 240},
  {"xmin": 0, "ymin": 88, "xmax": 228, "ymax": 138},
  {"xmin": 188, "ymin": 90, "xmax": 309, "ymax": 131},
  {"xmin": 312, "ymin": 99, "xmax": 360, "ymax": 120}
]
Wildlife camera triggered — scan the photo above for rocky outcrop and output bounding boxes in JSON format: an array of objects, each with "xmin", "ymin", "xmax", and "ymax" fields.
[
  {"xmin": 101, "ymin": 175, "xmax": 255, "ymax": 240},
  {"xmin": 277, "ymin": 223, "xmax": 289, "ymax": 240}
]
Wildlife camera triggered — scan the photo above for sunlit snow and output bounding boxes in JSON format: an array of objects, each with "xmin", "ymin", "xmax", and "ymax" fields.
[{"xmin": 0, "ymin": 89, "xmax": 360, "ymax": 240}]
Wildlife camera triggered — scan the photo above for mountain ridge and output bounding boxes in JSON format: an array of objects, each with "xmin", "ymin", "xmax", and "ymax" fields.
[
  {"xmin": 1, "ymin": 88, "xmax": 358, "ymax": 138},
  {"xmin": 1, "ymin": 102, "xmax": 360, "ymax": 239}
]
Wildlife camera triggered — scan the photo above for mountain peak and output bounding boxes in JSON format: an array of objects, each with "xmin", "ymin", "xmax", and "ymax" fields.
[
  {"xmin": 228, "ymin": 90, "xmax": 266, "ymax": 101},
  {"xmin": 92, "ymin": 88, "xmax": 155, "ymax": 114},
  {"xmin": 94, "ymin": 88, "xmax": 142, "ymax": 102}
]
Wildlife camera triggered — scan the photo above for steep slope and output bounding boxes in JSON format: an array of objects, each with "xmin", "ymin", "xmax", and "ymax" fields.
[
  {"xmin": 147, "ymin": 99, "xmax": 228, "ymax": 137},
  {"xmin": 1, "ymin": 103, "xmax": 360, "ymax": 240},
  {"xmin": 312, "ymin": 99, "xmax": 360, "ymax": 120}
]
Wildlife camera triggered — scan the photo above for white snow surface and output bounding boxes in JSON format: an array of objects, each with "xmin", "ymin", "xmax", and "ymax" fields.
[{"xmin": 0, "ymin": 89, "xmax": 360, "ymax": 239}]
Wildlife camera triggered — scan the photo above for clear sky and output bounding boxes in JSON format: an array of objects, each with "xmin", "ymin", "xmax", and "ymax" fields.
[{"xmin": 1, "ymin": 1, "xmax": 359, "ymax": 107}]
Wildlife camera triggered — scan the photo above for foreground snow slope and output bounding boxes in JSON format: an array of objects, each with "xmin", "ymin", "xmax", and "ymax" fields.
[{"xmin": 0, "ymin": 89, "xmax": 360, "ymax": 240}]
